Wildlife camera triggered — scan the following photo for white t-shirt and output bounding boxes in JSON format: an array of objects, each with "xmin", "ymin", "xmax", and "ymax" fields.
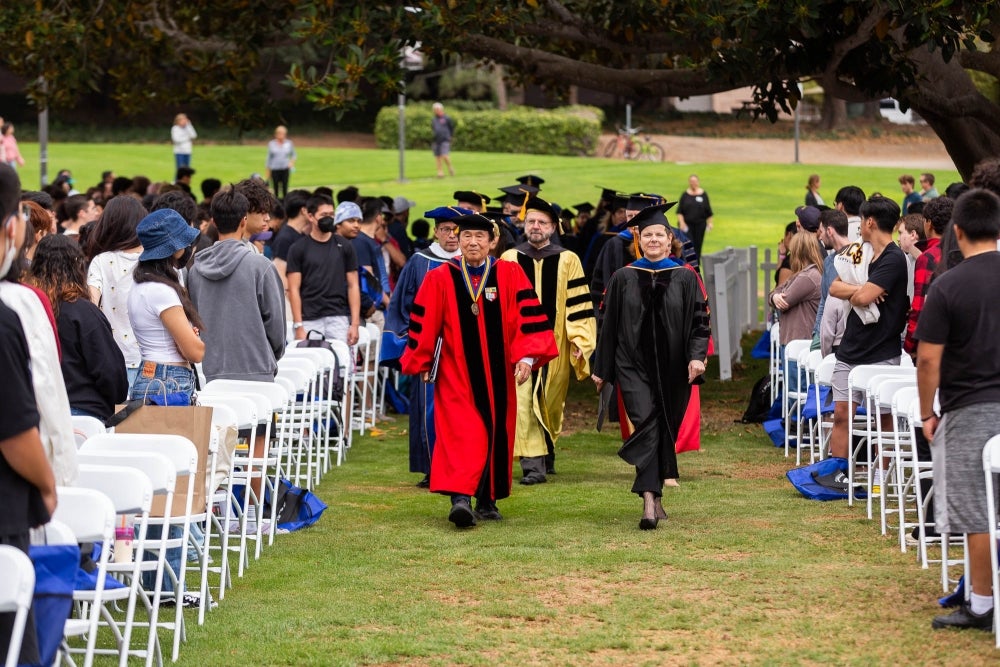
[
  {"xmin": 88, "ymin": 250, "xmax": 142, "ymax": 367},
  {"xmin": 127, "ymin": 281, "xmax": 187, "ymax": 363}
]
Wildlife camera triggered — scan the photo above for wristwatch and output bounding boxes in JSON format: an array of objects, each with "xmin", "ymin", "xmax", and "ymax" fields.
[{"xmin": 293, "ymin": 322, "xmax": 303, "ymax": 329}]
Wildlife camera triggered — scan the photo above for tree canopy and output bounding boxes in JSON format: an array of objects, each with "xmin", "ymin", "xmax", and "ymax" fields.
[{"xmin": 1, "ymin": 1, "xmax": 998, "ymax": 177}]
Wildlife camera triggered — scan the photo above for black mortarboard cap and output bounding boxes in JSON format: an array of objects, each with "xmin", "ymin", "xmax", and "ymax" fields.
[
  {"xmin": 522, "ymin": 195, "xmax": 556, "ymax": 221},
  {"xmin": 454, "ymin": 213, "xmax": 497, "ymax": 236},
  {"xmin": 627, "ymin": 193, "xmax": 664, "ymax": 211},
  {"xmin": 597, "ymin": 186, "xmax": 620, "ymax": 202},
  {"xmin": 516, "ymin": 174, "xmax": 545, "ymax": 188},
  {"xmin": 631, "ymin": 202, "xmax": 677, "ymax": 232},
  {"xmin": 453, "ymin": 190, "xmax": 491, "ymax": 207},
  {"xmin": 573, "ymin": 202, "xmax": 594, "ymax": 213}
]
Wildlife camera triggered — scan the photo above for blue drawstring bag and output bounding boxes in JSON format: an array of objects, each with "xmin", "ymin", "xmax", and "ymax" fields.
[
  {"xmin": 27, "ymin": 543, "xmax": 79, "ymax": 667},
  {"xmin": 272, "ymin": 479, "xmax": 328, "ymax": 532},
  {"xmin": 763, "ymin": 418, "xmax": 785, "ymax": 448},
  {"xmin": 750, "ymin": 329, "xmax": 771, "ymax": 359},
  {"xmin": 786, "ymin": 457, "xmax": 866, "ymax": 501}
]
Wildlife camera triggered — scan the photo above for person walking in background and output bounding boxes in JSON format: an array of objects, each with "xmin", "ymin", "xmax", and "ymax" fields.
[
  {"xmin": 805, "ymin": 174, "xmax": 824, "ymax": 207},
  {"xmin": 675, "ymin": 175, "xmax": 713, "ymax": 258},
  {"xmin": 1, "ymin": 123, "xmax": 25, "ymax": 170},
  {"xmin": 29, "ymin": 235, "xmax": 128, "ymax": 422},
  {"xmin": 431, "ymin": 102, "xmax": 455, "ymax": 178},
  {"xmin": 170, "ymin": 113, "xmax": 197, "ymax": 169},
  {"xmin": 265, "ymin": 125, "xmax": 296, "ymax": 201},
  {"xmin": 898, "ymin": 174, "xmax": 923, "ymax": 214},
  {"xmin": 919, "ymin": 173, "xmax": 939, "ymax": 200}
]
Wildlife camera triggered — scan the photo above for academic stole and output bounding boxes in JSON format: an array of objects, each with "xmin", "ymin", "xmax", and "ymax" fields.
[{"xmin": 460, "ymin": 256, "xmax": 493, "ymax": 316}]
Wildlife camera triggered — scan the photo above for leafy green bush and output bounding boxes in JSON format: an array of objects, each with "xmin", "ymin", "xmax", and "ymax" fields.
[{"xmin": 374, "ymin": 104, "xmax": 602, "ymax": 156}]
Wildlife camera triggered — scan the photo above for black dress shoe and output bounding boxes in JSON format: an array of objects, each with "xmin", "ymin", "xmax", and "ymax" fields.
[
  {"xmin": 448, "ymin": 498, "xmax": 476, "ymax": 528},
  {"xmin": 474, "ymin": 502, "xmax": 503, "ymax": 521},
  {"xmin": 932, "ymin": 604, "xmax": 993, "ymax": 630},
  {"xmin": 638, "ymin": 517, "xmax": 658, "ymax": 530},
  {"xmin": 546, "ymin": 467, "xmax": 556, "ymax": 475},
  {"xmin": 519, "ymin": 473, "xmax": 547, "ymax": 486},
  {"xmin": 415, "ymin": 474, "xmax": 430, "ymax": 488}
]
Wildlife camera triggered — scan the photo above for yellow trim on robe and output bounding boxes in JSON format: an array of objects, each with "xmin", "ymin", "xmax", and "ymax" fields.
[{"xmin": 501, "ymin": 247, "xmax": 597, "ymax": 458}]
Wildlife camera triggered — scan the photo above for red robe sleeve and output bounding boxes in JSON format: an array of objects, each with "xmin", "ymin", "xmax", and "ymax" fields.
[
  {"xmin": 400, "ymin": 265, "xmax": 446, "ymax": 376},
  {"xmin": 501, "ymin": 261, "xmax": 559, "ymax": 370}
]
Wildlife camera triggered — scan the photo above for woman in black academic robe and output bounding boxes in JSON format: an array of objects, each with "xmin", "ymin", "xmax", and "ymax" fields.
[{"xmin": 591, "ymin": 204, "xmax": 711, "ymax": 530}]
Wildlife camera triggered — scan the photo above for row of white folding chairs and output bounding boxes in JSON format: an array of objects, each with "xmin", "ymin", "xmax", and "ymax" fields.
[
  {"xmin": 0, "ymin": 545, "xmax": 35, "ymax": 667},
  {"xmin": 353, "ymin": 322, "xmax": 388, "ymax": 434}
]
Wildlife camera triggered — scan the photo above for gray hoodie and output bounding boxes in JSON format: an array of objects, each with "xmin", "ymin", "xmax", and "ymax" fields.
[{"xmin": 188, "ymin": 239, "xmax": 286, "ymax": 382}]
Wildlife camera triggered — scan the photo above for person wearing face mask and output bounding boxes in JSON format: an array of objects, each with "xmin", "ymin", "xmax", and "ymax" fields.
[
  {"xmin": 285, "ymin": 200, "xmax": 362, "ymax": 346},
  {"xmin": 128, "ymin": 208, "xmax": 205, "ymax": 402},
  {"xmin": 400, "ymin": 214, "xmax": 558, "ymax": 528},
  {"xmin": 380, "ymin": 206, "xmax": 469, "ymax": 488},
  {"xmin": 591, "ymin": 203, "xmax": 711, "ymax": 530}
]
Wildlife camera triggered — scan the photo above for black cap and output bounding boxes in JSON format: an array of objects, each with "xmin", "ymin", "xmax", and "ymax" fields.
[
  {"xmin": 573, "ymin": 202, "xmax": 594, "ymax": 213},
  {"xmin": 597, "ymin": 186, "xmax": 620, "ymax": 202},
  {"xmin": 560, "ymin": 208, "xmax": 575, "ymax": 221},
  {"xmin": 631, "ymin": 202, "xmax": 677, "ymax": 232},
  {"xmin": 516, "ymin": 174, "xmax": 545, "ymax": 188},
  {"xmin": 453, "ymin": 190, "xmax": 491, "ymax": 207},
  {"xmin": 627, "ymin": 193, "xmax": 664, "ymax": 211},
  {"xmin": 523, "ymin": 195, "xmax": 556, "ymax": 221},
  {"xmin": 454, "ymin": 213, "xmax": 497, "ymax": 236}
]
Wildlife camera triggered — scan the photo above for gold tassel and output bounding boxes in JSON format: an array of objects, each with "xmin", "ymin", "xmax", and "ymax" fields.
[{"xmin": 517, "ymin": 187, "xmax": 529, "ymax": 222}]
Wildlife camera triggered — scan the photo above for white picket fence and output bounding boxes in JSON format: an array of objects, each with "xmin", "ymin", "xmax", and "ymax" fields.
[{"xmin": 701, "ymin": 246, "xmax": 763, "ymax": 381}]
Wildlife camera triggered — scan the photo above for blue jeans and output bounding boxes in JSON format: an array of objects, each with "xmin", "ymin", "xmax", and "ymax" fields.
[
  {"xmin": 126, "ymin": 366, "xmax": 140, "ymax": 392},
  {"xmin": 130, "ymin": 362, "xmax": 195, "ymax": 403},
  {"xmin": 174, "ymin": 153, "xmax": 191, "ymax": 169},
  {"xmin": 69, "ymin": 406, "xmax": 102, "ymax": 420}
]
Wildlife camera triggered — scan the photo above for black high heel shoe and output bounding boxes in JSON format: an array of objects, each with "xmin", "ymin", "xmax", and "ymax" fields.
[{"xmin": 639, "ymin": 492, "xmax": 658, "ymax": 530}]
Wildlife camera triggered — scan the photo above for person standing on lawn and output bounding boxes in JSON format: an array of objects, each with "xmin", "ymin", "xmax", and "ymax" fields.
[
  {"xmin": 501, "ymin": 195, "xmax": 596, "ymax": 484},
  {"xmin": 265, "ymin": 125, "xmax": 296, "ymax": 201},
  {"xmin": 400, "ymin": 213, "xmax": 557, "ymax": 528},
  {"xmin": 431, "ymin": 102, "xmax": 455, "ymax": 178},
  {"xmin": 675, "ymin": 174, "xmax": 714, "ymax": 258},
  {"xmin": 916, "ymin": 188, "xmax": 1000, "ymax": 632},
  {"xmin": 170, "ymin": 113, "xmax": 197, "ymax": 169}
]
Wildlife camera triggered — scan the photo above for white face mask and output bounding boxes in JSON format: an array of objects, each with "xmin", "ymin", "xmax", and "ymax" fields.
[{"xmin": 0, "ymin": 214, "xmax": 17, "ymax": 278}]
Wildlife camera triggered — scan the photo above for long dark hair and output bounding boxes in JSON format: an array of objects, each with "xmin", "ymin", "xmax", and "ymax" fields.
[
  {"xmin": 27, "ymin": 234, "xmax": 89, "ymax": 318},
  {"xmin": 83, "ymin": 195, "xmax": 145, "ymax": 260},
  {"xmin": 133, "ymin": 257, "xmax": 205, "ymax": 330}
]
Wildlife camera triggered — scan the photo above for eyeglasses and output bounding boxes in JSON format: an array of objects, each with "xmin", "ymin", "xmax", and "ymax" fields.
[{"xmin": 437, "ymin": 225, "xmax": 458, "ymax": 235}]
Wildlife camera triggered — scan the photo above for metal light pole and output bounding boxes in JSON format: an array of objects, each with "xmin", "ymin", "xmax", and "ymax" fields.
[
  {"xmin": 38, "ymin": 76, "xmax": 49, "ymax": 187},
  {"xmin": 397, "ymin": 86, "xmax": 407, "ymax": 183},
  {"xmin": 793, "ymin": 81, "xmax": 803, "ymax": 164}
]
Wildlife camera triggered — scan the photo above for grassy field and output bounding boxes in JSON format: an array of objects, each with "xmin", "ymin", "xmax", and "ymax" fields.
[
  {"xmin": 13, "ymin": 142, "xmax": 959, "ymax": 257},
  {"xmin": 153, "ymin": 343, "xmax": 997, "ymax": 667}
]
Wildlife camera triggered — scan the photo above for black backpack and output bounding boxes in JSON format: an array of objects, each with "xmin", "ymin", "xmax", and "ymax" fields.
[
  {"xmin": 739, "ymin": 375, "xmax": 772, "ymax": 423},
  {"xmin": 296, "ymin": 330, "xmax": 345, "ymax": 402}
]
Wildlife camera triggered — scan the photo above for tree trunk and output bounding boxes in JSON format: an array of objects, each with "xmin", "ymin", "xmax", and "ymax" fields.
[
  {"xmin": 914, "ymin": 111, "xmax": 1000, "ymax": 181},
  {"xmin": 861, "ymin": 100, "xmax": 881, "ymax": 121},
  {"xmin": 819, "ymin": 96, "xmax": 847, "ymax": 130},
  {"xmin": 494, "ymin": 65, "xmax": 508, "ymax": 111}
]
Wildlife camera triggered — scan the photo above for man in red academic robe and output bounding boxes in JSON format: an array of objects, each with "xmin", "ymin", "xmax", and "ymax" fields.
[{"xmin": 401, "ymin": 213, "xmax": 558, "ymax": 528}]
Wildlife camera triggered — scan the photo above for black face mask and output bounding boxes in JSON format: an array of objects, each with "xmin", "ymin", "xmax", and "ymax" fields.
[
  {"xmin": 175, "ymin": 245, "xmax": 194, "ymax": 268},
  {"xmin": 317, "ymin": 216, "xmax": 337, "ymax": 233}
]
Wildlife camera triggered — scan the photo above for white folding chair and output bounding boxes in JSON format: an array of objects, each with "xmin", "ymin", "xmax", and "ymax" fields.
[
  {"xmin": 889, "ymin": 386, "xmax": 921, "ymax": 551},
  {"xmin": 278, "ymin": 356, "xmax": 321, "ymax": 487},
  {"xmin": 769, "ymin": 322, "xmax": 782, "ymax": 404},
  {"xmin": 71, "ymin": 415, "xmax": 107, "ymax": 447},
  {"xmin": 81, "ymin": 434, "xmax": 199, "ymax": 663},
  {"xmin": 71, "ymin": 466, "xmax": 154, "ymax": 667},
  {"xmin": 781, "ymin": 339, "xmax": 812, "ymax": 458},
  {"xmin": 353, "ymin": 325, "xmax": 374, "ymax": 434},
  {"xmin": 0, "ymin": 545, "xmax": 35, "ymax": 667},
  {"xmin": 195, "ymin": 395, "xmax": 256, "ymax": 590},
  {"xmin": 201, "ymin": 381, "xmax": 288, "ymax": 556},
  {"xmin": 870, "ymin": 377, "xmax": 917, "ymax": 536},
  {"xmin": 53, "ymin": 487, "xmax": 115, "ymax": 667},
  {"xmin": 845, "ymin": 364, "xmax": 915, "ymax": 508},
  {"xmin": 365, "ymin": 321, "xmax": 387, "ymax": 419},
  {"xmin": 793, "ymin": 348, "xmax": 824, "ymax": 465},
  {"xmin": 983, "ymin": 435, "xmax": 1000, "ymax": 648},
  {"xmin": 285, "ymin": 346, "xmax": 339, "ymax": 473},
  {"xmin": 328, "ymin": 339, "xmax": 354, "ymax": 463},
  {"xmin": 813, "ymin": 353, "xmax": 837, "ymax": 461}
]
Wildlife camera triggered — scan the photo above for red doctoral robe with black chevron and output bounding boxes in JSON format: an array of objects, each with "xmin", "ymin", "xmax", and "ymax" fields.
[{"xmin": 400, "ymin": 258, "xmax": 559, "ymax": 500}]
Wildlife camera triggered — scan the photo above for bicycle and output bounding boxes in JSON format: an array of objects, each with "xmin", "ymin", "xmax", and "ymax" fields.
[{"xmin": 602, "ymin": 126, "xmax": 666, "ymax": 162}]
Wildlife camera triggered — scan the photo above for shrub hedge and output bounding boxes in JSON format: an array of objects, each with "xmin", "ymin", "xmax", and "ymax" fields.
[{"xmin": 373, "ymin": 104, "xmax": 603, "ymax": 156}]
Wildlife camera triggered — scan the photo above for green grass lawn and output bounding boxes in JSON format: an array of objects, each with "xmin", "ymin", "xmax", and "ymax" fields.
[
  {"xmin": 14, "ymin": 142, "xmax": 959, "ymax": 257},
  {"xmin": 156, "ymin": 344, "xmax": 995, "ymax": 666}
]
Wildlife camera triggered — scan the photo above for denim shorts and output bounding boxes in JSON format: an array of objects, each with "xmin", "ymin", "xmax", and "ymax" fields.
[{"xmin": 130, "ymin": 362, "xmax": 195, "ymax": 403}]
